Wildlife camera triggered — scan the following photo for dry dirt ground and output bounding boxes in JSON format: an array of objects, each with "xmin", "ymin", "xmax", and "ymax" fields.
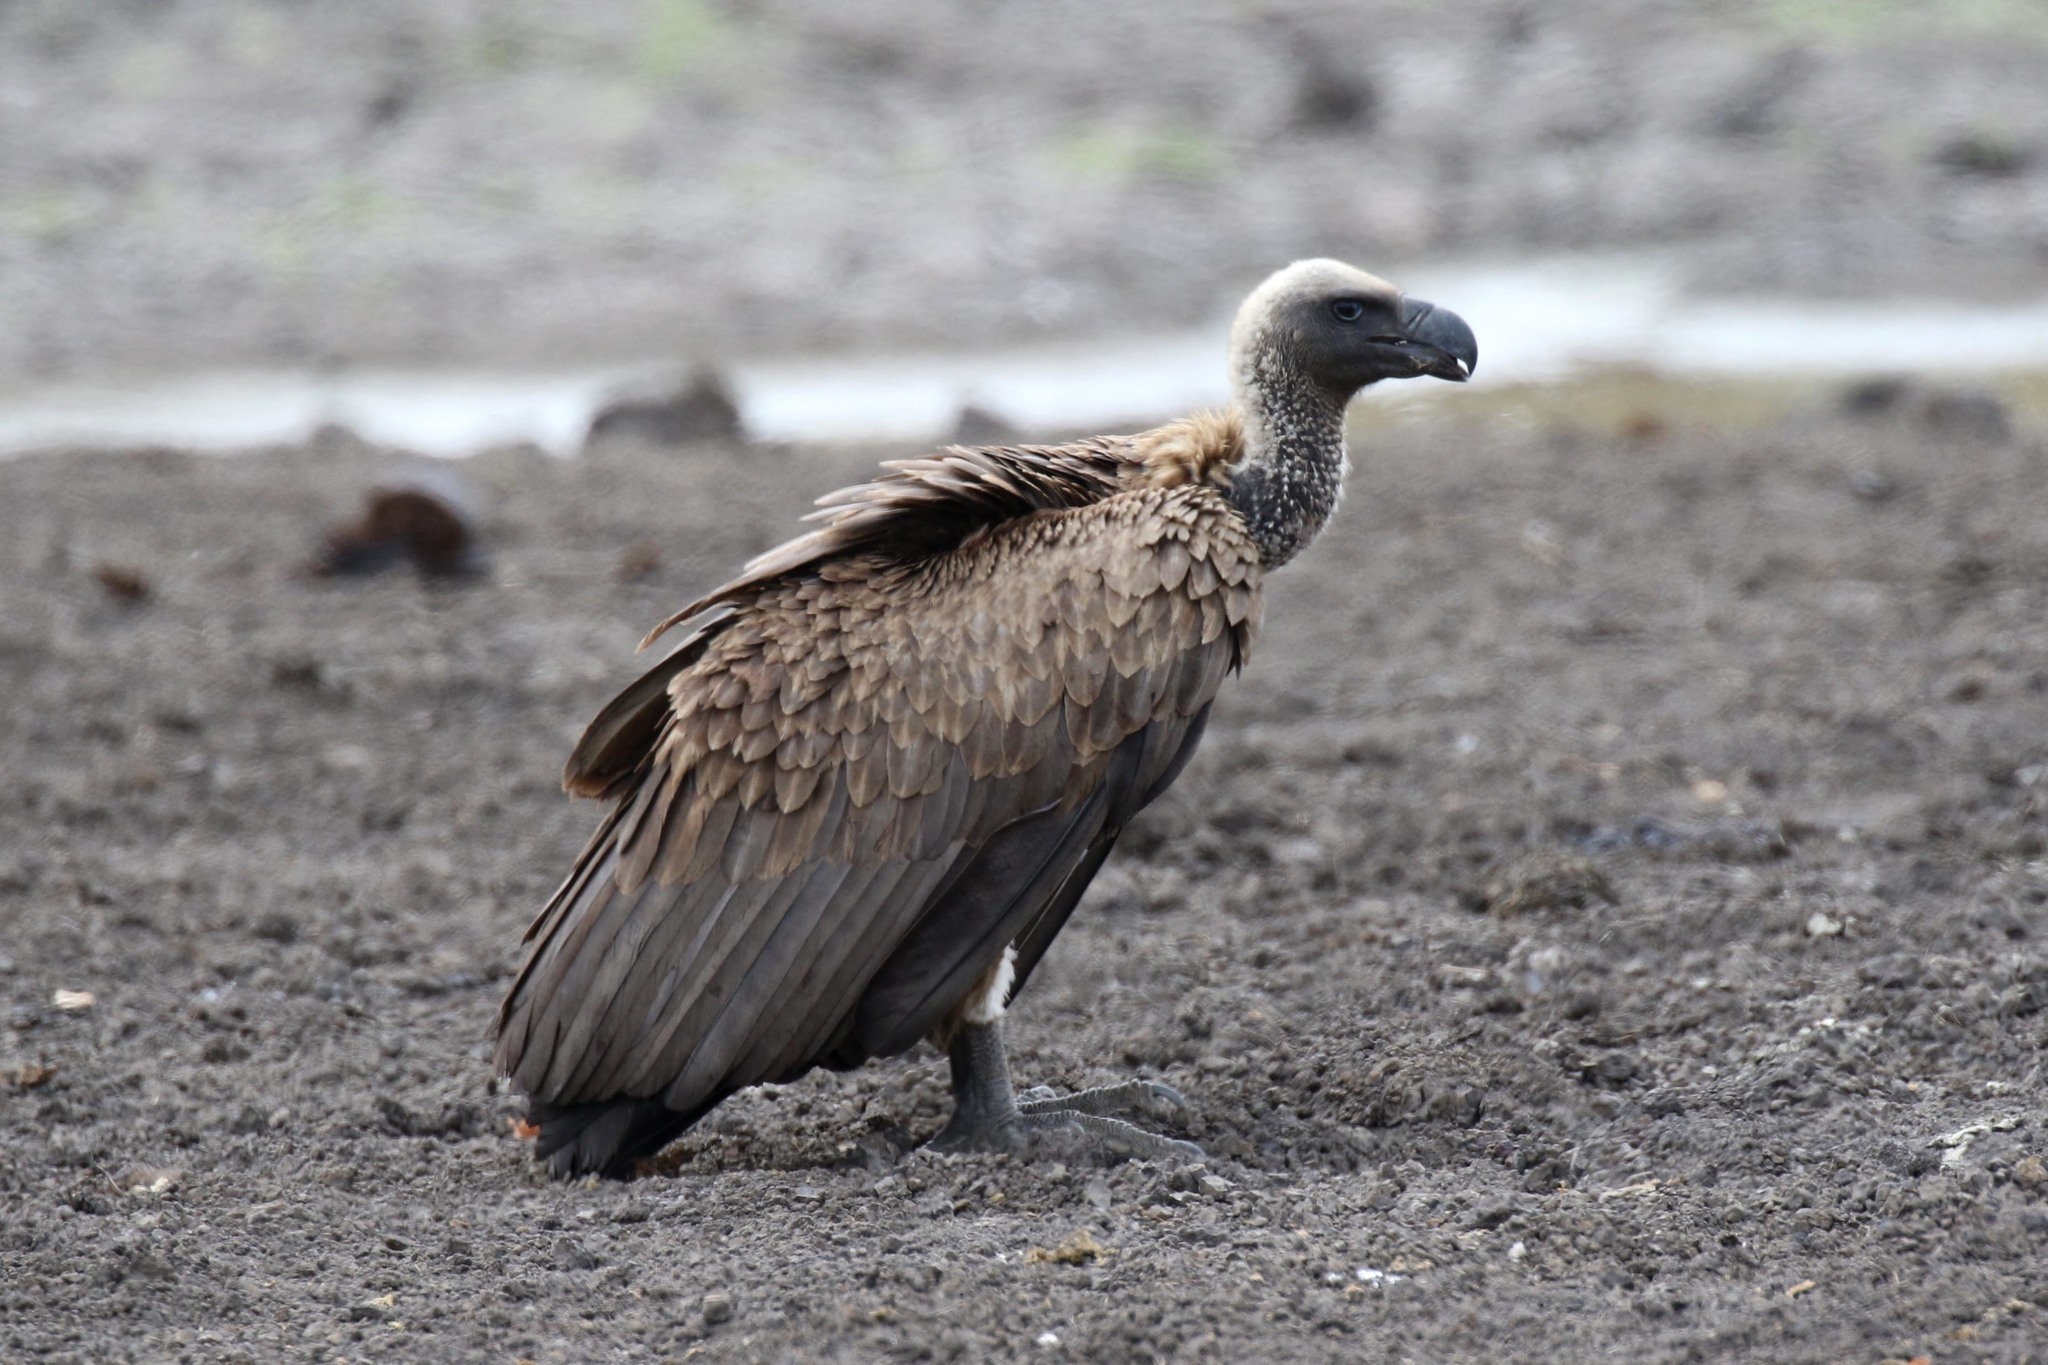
[{"xmin": 4, "ymin": 393, "xmax": 2048, "ymax": 1363}]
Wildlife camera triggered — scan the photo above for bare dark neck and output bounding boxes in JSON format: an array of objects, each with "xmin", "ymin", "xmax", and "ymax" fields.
[{"xmin": 1224, "ymin": 343, "xmax": 1351, "ymax": 569}]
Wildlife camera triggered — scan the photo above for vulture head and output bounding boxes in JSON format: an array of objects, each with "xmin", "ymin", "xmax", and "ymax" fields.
[{"xmin": 1230, "ymin": 258, "xmax": 1478, "ymax": 399}]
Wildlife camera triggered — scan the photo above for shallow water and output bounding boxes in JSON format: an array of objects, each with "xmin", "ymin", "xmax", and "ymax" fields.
[{"xmin": 3, "ymin": 252, "xmax": 2045, "ymax": 458}]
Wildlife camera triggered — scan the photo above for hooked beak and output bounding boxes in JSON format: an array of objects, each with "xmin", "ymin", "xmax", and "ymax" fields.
[{"xmin": 1376, "ymin": 297, "xmax": 1478, "ymax": 382}]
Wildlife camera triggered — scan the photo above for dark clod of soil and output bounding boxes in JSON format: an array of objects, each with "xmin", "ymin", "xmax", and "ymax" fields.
[
  {"xmin": 89, "ymin": 561, "xmax": 150, "ymax": 604},
  {"xmin": 315, "ymin": 480, "xmax": 484, "ymax": 580}
]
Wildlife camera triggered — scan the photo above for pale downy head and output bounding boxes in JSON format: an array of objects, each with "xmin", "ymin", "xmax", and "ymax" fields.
[
  {"xmin": 1221, "ymin": 260, "xmax": 1477, "ymax": 569},
  {"xmin": 1229, "ymin": 258, "xmax": 1477, "ymax": 402}
]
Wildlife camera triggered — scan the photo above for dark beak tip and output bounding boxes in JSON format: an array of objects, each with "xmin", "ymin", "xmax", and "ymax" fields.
[{"xmin": 1401, "ymin": 296, "xmax": 1478, "ymax": 383}]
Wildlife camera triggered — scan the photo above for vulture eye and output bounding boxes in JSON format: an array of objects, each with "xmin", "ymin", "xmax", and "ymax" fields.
[{"xmin": 1329, "ymin": 298, "xmax": 1366, "ymax": 323}]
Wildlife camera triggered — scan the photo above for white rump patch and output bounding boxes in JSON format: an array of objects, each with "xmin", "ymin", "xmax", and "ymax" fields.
[{"xmin": 959, "ymin": 945, "xmax": 1018, "ymax": 1026}]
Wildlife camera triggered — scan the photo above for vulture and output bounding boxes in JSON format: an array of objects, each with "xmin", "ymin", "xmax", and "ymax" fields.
[{"xmin": 496, "ymin": 260, "xmax": 1477, "ymax": 1177}]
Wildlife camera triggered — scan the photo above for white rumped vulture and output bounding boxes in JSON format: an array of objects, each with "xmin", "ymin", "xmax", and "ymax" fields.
[{"xmin": 496, "ymin": 260, "xmax": 1477, "ymax": 1177}]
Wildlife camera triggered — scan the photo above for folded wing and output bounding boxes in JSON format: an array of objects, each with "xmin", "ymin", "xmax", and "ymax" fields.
[{"xmin": 495, "ymin": 480, "xmax": 1259, "ymax": 1175}]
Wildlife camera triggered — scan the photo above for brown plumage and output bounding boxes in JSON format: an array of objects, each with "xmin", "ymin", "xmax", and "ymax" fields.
[{"xmin": 496, "ymin": 260, "xmax": 1477, "ymax": 1177}]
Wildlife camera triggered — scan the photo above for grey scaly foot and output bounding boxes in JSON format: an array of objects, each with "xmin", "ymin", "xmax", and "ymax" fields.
[
  {"xmin": 1018, "ymin": 1078, "xmax": 1191, "ymax": 1126},
  {"xmin": 927, "ymin": 1020, "xmax": 1203, "ymax": 1164}
]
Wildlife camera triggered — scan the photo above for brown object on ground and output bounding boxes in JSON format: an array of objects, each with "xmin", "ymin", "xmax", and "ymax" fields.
[
  {"xmin": 316, "ymin": 482, "xmax": 481, "ymax": 579},
  {"xmin": 585, "ymin": 369, "xmax": 742, "ymax": 449},
  {"xmin": 614, "ymin": 541, "xmax": 663, "ymax": 583},
  {"xmin": 90, "ymin": 562, "xmax": 149, "ymax": 603}
]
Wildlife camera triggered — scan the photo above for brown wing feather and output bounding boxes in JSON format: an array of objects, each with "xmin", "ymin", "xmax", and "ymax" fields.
[
  {"xmin": 634, "ymin": 440, "xmax": 1132, "ymax": 651},
  {"xmin": 495, "ymin": 462, "xmax": 1260, "ymax": 1174}
]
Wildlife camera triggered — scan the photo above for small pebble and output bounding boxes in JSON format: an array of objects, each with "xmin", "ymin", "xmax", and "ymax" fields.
[
  {"xmin": 1804, "ymin": 912, "xmax": 1844, "ymax": 939},
  {"xmin": 701, "ymin": 1291, "xmax": 735, "ymax": 1326}
]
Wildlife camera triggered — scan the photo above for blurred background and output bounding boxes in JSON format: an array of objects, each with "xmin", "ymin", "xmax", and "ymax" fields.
[{"xmin": 4, "ymin": 0, "xmax": 2048, "ymax": 453}]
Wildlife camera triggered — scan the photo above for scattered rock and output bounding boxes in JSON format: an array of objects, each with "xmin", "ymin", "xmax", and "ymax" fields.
[
  {"xmin": 1877, "ymin": 1140, "xmax": 1939, "ymax": 1178},
  {"xmin": 1579, "ymin": 1053, "xmax": 1638, "ymax": 1089},
  {"xmin": 553, "ymin": 1236, "xmax": 603, "ymax": 1271},
  {"xmin": 1474, "ymin": 850, "xmax": 1618, "ymax": 917},
  {"xmin": 1705, "ymin": 47, "xmax": 1810, "ymax": 138},
  {"xmin": 1287, "ymin": 36, "xmax": 1378, "ymax": 132},
  {"xmin": 1025, "ymin": 1229, "xmax": 1112, "ymax": 1265},
  {"xmin": 375, "ymin": 1095, "xmax": 485, "ymax": 1139},
  {"xmin": 99, "ymin": 1248, "xmax": 178, "ymax": 1285},
  {"xmin": 347, "ymin": 1293, "xmax": 399, "ymax": 1323},
  {"xmin": 616, "ymin": 541, "xmax": 663, "ymax": 582},
  {"xmin": 948, "ymin": 402, "xmax": 1021, "ymax": 446},
  {"xmin": 1838, "ymin": 376, "xmax": 2010, "ymax": 440},
  {"xmin": 90, "ymin": 562, "xmax": 150, "ymax": 603},
  {"xmin": 51, "ymin": 989, "xmax": 95, "ymax": 1012},
  {"xmin": 1932, "ymin": 130, "xmax": 2032, "ymax": 179},
  {"xmin": 1466, "ymin": 1202, "xmax": 1520, "ymax": 1230},
  {"xmin": 250, "ymin": 911, "xmax": 300, "ymax": 944},
  {"xmin": 700, "ymin": 1290, "xmax": 735, "ymax": 1325},
  {"xmin": 268, "ymin": 655, "xmax": 351, "ymax": 702},
  {"xmin": 1804, "ymin": 911, "xmax": 1845, "ymax": 938},
  {"xmin": 587, "ymin": 369, "xmax": 742, "ymax": 448},
  {"xmin": 2013, "ymin": 1155, "xmax": 2047, "ymax": 1189},
  {"xmin": 1919, "ymin": 388, "xmax": 2010, "ymax": 441},
  {"xmin": 110, "ymin": 1165, "xmax": 183, "ymax": 1196}
]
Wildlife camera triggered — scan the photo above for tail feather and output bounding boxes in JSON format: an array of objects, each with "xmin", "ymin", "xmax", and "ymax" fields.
[{"xmin": 529, "ymin": 1095, "xmax": 715, "ymax": 1179}]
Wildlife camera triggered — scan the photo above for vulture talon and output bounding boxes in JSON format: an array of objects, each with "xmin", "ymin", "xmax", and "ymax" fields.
[
  {"xmin": 1017, "ymin": 1077, "xmax": 1191, "ymax": 1125},
  {"xmin": 494, "ymin": 260, "xmax": 1476, "ymax": 1179},
  {"xmin": 1007, "ymin": 1112, "xmax": 1205, "ymax": 1166},
  {"xmin": 927, "ymin": 1021, "xmax": 1204, "ymax": 1165}
]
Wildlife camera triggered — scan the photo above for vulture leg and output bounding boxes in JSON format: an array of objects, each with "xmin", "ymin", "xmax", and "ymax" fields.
[{"xmin": 930, "ymin": 1020, "xmax": 1203, "ymax": 1163}]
